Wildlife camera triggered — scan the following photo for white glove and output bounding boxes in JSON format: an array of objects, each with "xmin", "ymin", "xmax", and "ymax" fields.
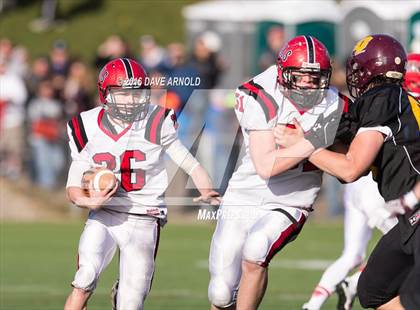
[{"xmin": 385, "ymin": 190, "xmax": 418, "ymax": 216}]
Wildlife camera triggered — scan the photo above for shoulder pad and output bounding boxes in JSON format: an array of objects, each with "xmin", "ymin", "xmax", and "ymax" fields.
[
  {"xmin": 238, "ymin": 79, "xmax": 278, "ymax": 122},
  {"xmin": 145, "ymin": 106, "xmax": 171, "ymax": 144},
  {"xmin": 68, "ymin": 114, "xmax": 88, "ymax": 152}
]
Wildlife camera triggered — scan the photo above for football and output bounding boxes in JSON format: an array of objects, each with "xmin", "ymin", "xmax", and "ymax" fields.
[{"xmin": 81, "ymin": 167, "xmax": 117, "ymax": 195}]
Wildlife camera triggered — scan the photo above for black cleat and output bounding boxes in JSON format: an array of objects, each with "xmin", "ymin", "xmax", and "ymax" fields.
[
  {"xmin": 336, "ymin": 279, "xmax": 356, "ymax": 310},
  {"xmin": 111, "ymin": 279, "xmax": 119, "ymax": 310}
]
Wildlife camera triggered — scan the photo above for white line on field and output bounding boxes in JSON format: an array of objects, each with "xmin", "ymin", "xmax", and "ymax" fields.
[
  {"xmin": 0, "ymin": 284, "xmax": 207, "ymax": 298},
  {"xmin": 0, "ymin": 284, "xmax": 313, "ymax": 301},
  {"xmin": 0, "ymin": 284, "xmax": 310, "ymax": 304},
  {"xmin": 0, "ymin": 285, "xmax": 199, "ymax": 296},
  {"xmin": 196, "ymin": 259, "xmax": 334, "ymax": 270}
]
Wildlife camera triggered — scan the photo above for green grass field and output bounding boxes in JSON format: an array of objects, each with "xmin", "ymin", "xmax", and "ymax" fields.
[{"xmin": 0, "ymin": 220, "xmax": 380, "ymax": 310}]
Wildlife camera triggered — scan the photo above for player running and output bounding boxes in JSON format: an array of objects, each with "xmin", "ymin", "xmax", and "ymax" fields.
[
  {"xmin": 208, "ymin": 35, "xmax": 348, "ymax": 310},
  {"xmin": 63, "ymin": 58, "xmax": 220, "ymax": 310},
  {"xmin": 276, "ymin": 34, "xmax": 420, "ymax": 310}
]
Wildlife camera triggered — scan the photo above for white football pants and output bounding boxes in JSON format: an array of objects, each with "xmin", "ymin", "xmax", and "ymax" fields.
[
  {"xmin": 71, "ymin": 208, "xmax": 160, "ymax": 310},
  {"xmin": 208, "ymin": 205, "xmax": 307, "ymax": 308}
]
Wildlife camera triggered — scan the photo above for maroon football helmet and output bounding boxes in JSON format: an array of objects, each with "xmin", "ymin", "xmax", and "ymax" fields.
[
  {"xmin": 277, "ymin": 35, "xmax": 332, "ymax": 108},
  {"xmin": 346, "ymin": 34, "xmax": 407, "ymax": 98},
  {"xmin": 98, "ymin": 58, "xmax": 150, "ymax": 122}
]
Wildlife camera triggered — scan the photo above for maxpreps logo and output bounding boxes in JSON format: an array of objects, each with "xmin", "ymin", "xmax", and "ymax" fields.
[{"xmin": 117, "ymin": 77, "xmax": 143, "ymax": 87}]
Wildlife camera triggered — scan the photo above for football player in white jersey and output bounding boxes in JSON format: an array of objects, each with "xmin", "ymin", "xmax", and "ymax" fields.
[
  {"xmin": 301, "ymin": 173, "xmax": 397, "ymax": 310},
  {"xmin": 275, "ymin": 35, "xmax": 420, "ymax": 310},
  {"xmin": 208, "ymin": 36, "xmax": 349, "ymax": 310},
  {"xmin": 63, "ymin": 58, "xmax": 220, "ymax": 310}
]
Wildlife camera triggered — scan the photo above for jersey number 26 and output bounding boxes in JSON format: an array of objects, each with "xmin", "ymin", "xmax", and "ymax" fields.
[{"xmin": 93, "ymin": 150, "xmax": 145, "ymax": 192}]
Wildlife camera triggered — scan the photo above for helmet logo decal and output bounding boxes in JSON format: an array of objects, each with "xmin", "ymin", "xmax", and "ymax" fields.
[
  {"xmin": 99, "ymin": 70, "xmax": 109, "ymax": 83},
  {"xmin": 279, "ymin": 50, "xmax": 292, "ymax": 62},
  {"xmin": 353, "ymin": 36, "xmax": 373, "ymax": 56}
]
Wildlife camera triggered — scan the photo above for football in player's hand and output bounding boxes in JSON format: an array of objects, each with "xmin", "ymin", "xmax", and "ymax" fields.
[{"xmin": 82, "ymin": 167, "xmax": 117, "ymax": 195}]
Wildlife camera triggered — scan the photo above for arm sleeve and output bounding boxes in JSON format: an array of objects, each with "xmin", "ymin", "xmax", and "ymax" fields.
[
  {"xmin": 164, "ymin": 138, "xmax": 200, "ymax": 175},
  {"xmin": 235, "ymin": 89, "xmax": 277, "ymax": 131},
  {"xmin": 357, "ymin": 89, "xmax": 399, "ymax": 128},
  {"xmin": 356, "ymin": 126, "xmax": 393, "ymax": 141},
  {"xmin": 66, "ymin": 124, "xmax": 90, "ymax": 188},
  {"xmin": 356, "ymin": 88, "xmax": 399, "ymax": 141}
]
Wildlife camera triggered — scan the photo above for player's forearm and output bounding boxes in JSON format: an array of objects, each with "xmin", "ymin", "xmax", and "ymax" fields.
[
  {"xmin": 67, "ymin": 187, "xmax": 89, "ymax": 208},
  {"xmin": 190, "ymin": 165, "xmax": 215, "ymax": 196},
  {"xmin": 165, "ymin": 139, "xmax": 201, "ymax": 175},
  {"xmin": 308, "ymin": 149, "xmax": 361, "ymax": 182},
  {"xmin": 267, "ymin": 156, "xmax": 304, "ymax": 178},
  {"xmin": 257, "ymin": 140, "xmax": 314, "ymax": 179},
  {"xmin": 66, "ymin": 187, "xmax": 101, "ymax": 210}
]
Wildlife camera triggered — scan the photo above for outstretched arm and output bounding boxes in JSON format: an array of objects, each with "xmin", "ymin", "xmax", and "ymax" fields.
[
  {"xmin": 190, "ymin": 165, "xmax": 221, "ymax": 205},
  {"xmin": 273, "ymin": 118, "xmax": 384, "ymax": 182},
  {"xmin": 165, "ymin": 139, "xmax": 221, "ymax": 205},
  {"xmin": 308, "ymin": 130, "xmax": 384, "ymax": 182}
]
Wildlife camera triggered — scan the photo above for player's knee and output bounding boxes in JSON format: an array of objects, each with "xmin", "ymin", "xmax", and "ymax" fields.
[
  {"xmin": 72, "ymin": 263, "xmax": 98, "ymax": 291},
  {"xmin": 208, "ymin": 278, "xmax": 235, "ymax": 308},
  {"xmin": 243, "ymin": 232, "xmax": 269, "ymax": 263},
  {"xmin": 241, "ymin": 259, "xmax": 266, "ymax": 274}
]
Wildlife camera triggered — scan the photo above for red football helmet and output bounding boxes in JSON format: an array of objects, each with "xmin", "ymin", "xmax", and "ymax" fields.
[
  {"xmin": 346, "ymin": 34, "xmax": 407, "ymax": 98},
  {"xmin": 98, "ymin": 58, "xmax": 150, "ymax": 122},
  {"xmin": 277, "ymin": 35, "xmax": 332, "ymax": 108},
  {"xmin": 403, "ymin": 53, "xmax": 420, "ymax": 100}
]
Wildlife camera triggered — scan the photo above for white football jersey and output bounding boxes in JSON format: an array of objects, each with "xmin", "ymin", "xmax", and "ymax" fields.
[
  {"xmin": 66, "ymin": 104, "xmax": 178, "ymax": 216},
  {"xmin": 224, "ymin": 65, "xmax": 348, "ymax": 209}
]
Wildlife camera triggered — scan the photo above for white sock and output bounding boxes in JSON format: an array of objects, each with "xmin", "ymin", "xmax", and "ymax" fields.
[{"xmin": 303, "ymin": 285, "xmax": 330, "ymax": 310}]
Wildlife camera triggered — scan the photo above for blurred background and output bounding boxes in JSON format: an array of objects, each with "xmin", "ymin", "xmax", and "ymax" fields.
[{"xmin": 0, "ymin": 1, "xmax": 419, "ymax": 309}]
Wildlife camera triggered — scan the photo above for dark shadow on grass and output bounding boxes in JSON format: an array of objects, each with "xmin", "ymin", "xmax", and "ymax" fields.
[
  {"xmin": 59, "ymin": 0, "xmax": 104, "ymax": 20},
  {"xmin": 0, "ymin": 0, "xmax": 40, "ymax": 14}
]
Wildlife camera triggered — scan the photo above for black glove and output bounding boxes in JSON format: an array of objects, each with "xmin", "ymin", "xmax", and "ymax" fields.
[{"xmin": 334, "ymin": 112, "xmax": 358, "ymax": 145}]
